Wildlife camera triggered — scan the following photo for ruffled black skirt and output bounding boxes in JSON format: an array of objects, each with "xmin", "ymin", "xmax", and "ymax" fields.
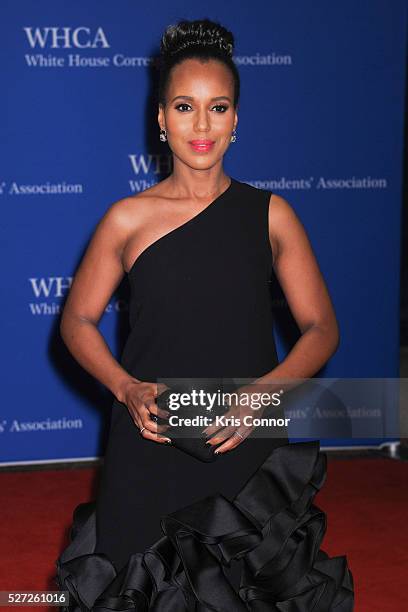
[{"xmin": 54, "ymin": 440, "xmax": 354, "ymax": 611}]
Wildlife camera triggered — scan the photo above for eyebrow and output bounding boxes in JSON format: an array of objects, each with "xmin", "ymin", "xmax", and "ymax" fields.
[{"xmin": 170, "ymin": 95, "xmax": 232, "ymax": 103}]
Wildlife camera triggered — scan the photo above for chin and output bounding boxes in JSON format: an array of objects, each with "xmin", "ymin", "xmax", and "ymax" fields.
[
  {"xmin": 190, "ymin": 158, "xmax": 220, "ymax": 170},
  {"xmin": 172, "ymin": 141, "xmax": 226, "ymax": 168},
  {"xmin": 173, "ymin": 150, "xmax": 220, "ymax": 170}
]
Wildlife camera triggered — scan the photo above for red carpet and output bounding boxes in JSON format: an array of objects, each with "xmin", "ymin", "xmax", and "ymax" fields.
[{"xmin": 0, "ymin": 456, "xmax": 407, "ymax": 611}]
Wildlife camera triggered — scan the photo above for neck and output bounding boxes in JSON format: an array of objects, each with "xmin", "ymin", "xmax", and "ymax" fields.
[{"xmin": 167, "ymin": 163, "xmax": 230, "ymax": 201}]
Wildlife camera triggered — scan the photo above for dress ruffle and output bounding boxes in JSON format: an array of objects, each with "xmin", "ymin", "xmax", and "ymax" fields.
[{"xmin": 54, "ymin": 440, "xmax": 354, "ymax": 611}]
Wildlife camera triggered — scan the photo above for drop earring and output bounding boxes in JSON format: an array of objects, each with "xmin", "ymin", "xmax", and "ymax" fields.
[
  {"xmin": 159, "ymin": 128, "xmax": 167, "ymax": 142},
  {"xmin": 230, "ymin": 128, "xmax": 237, "ymax": 143}
]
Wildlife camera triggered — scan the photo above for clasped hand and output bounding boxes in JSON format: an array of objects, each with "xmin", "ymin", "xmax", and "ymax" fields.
[
  {"xmin": 202, "ymin": 385, "xmax": 266, "ymax": 454},
  {"xmin": 123, "ymin": 380, "xmax": 171, "ymax": 444}
]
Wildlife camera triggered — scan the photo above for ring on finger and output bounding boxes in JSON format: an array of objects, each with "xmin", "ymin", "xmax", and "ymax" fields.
[
  {"xmin": 139, "ymin": 426, "xmax": 146, "ymax": 434},
  {"xmin": 233, "ymin": 430, "xmax": 245, "ymax": 440}
]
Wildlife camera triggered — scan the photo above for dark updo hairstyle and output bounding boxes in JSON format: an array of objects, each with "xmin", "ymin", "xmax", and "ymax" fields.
[{"xmin": 158, "ymin": 18, "xmax": 240, "ymax": 108}]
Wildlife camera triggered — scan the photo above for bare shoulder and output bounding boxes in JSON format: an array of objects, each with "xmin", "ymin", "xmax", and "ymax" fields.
[
  {"xmin": 125, "ymin": 180, "xmax": 169, "ymax": 208},
  {"xmin": 101, "ymin": 181, "xmax": 169, "ymax": 236},
  {"xmin": 104, "ymin": 188, "xmax": 156, "ymax": 224},
  {"xmin": 267, "ymin": 193, "xmax": 309, "ymax": 261},
  {"xmin": 268, "ymin": 193, "xmax": 306, "ymax": 231},
  {"xmin": 268, "ymin": 192, "xmax": 300, "ymax": 223},
  {"xmin": 116, "ymin": 179, "xmax": 171, "ymax": 215}
]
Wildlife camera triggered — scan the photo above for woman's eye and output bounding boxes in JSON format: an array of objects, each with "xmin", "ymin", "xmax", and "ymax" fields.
[
  {"xmin": 175, "ymin": 103, "xmax": 192, "ymax": 112},
  {"xmin": 174, "ymin": 104, "xmax": 229, "ymax": 112}
]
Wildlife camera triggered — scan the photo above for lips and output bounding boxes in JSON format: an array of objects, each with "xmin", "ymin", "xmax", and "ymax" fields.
[{"xmin": 189, "ymin": 140, "xmax": 215, "ymax": 152}]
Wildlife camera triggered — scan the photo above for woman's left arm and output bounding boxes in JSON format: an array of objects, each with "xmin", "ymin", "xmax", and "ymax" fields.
[
  {"xmin": 257, "ymin": 192, "xmax": 340, "ymax": 385},
  {"xmin": 204, "ymin": 194, "xmax": 340, "ymax": 452}
]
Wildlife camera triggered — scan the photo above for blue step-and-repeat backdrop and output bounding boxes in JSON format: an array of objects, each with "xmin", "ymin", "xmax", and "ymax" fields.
[{"xmin": 1, "ymin": 1, "xmax": 406, "ymax": 464}]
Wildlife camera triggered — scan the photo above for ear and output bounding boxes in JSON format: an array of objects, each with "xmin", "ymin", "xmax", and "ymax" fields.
[
  {"xmin": 233, "ymin": 106, "xmax": 239, "ymax": 130},
  {"xmin": 158, "ymin": 104, "xmax": 165, "ymax": 130}
]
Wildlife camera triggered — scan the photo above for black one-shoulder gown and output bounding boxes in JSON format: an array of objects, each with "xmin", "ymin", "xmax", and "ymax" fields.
[{"xmin": 55, "ymin": 177, "xmax": 354, "ymax": 610}]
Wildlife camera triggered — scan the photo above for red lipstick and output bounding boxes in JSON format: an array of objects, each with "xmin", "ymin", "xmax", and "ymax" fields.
[{"xmin": 189, "ymin": 139, "xmax": 215, "ymax": 152}]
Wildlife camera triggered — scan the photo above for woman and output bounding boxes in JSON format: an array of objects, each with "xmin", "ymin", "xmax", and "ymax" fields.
[{"xmin": 55, "ymin": 18, "xmax": 354, "ymax": 611}]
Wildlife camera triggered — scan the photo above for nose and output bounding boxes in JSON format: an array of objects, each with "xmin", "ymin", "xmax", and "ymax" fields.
[{"xmin": 194, "ymin": 107, "xmax": 211, "ymax": 133}]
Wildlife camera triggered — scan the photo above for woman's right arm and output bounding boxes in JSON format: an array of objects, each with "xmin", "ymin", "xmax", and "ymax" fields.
[{"xmin": 60, "ymin": 198, "xmax": 170, "ymax": 443}]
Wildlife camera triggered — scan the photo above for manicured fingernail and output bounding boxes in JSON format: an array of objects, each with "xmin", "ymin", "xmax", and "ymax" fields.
[{"xmin": 165, "ymin": 438, "xmax": 172, "ymax": 444}]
